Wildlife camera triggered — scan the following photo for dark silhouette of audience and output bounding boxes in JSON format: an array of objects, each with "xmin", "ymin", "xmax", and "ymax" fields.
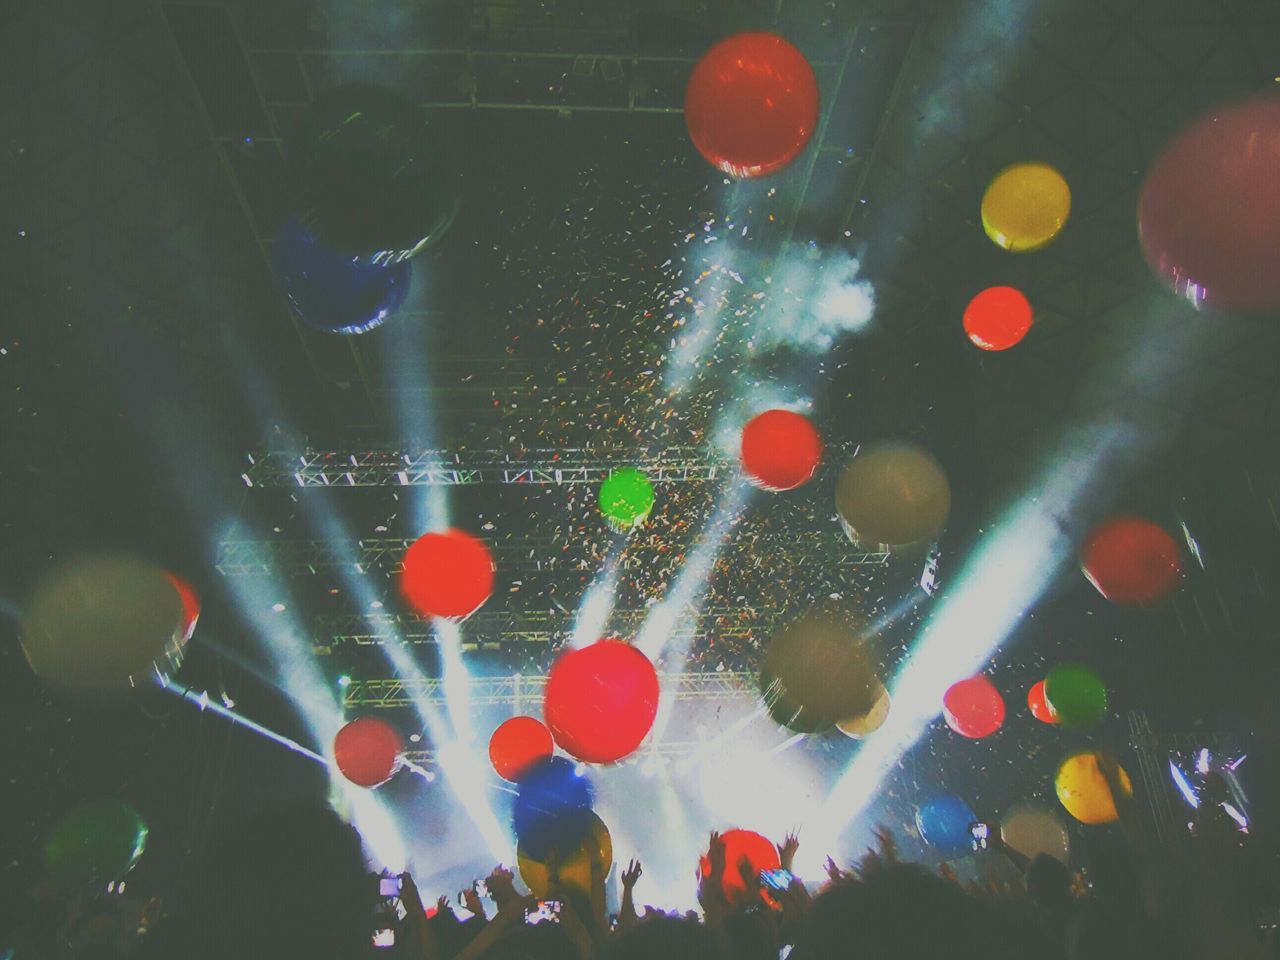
[{"xmin": 5, "ymin": 796, "xmax": 1277, "ymax": 960}]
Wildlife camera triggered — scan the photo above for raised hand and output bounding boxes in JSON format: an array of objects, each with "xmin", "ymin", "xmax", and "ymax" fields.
[
  {"xmin": 485, "ymin": 866, "xmax": 517, "ymax": 907},
  {"xmin": 621, "ymin": 859, "xmax": 642, "ymax": 889},
  {"xmin": 872, "ymin": 825, "xmax": 898, "ymax": 863},
  {"xmin": 460, "ymin": 885, "xmax": 485, "ymax": 919},
  {"xmin": 823, "ymin": 856, "xmax": 846, "ymax": 883},
  {"xmin": 707, "ymin": 831, "xmax": 726, "ymax": 878},
  {"xmin": 776, "ymin": 832, "xmax": 800, "ymax": 872}
]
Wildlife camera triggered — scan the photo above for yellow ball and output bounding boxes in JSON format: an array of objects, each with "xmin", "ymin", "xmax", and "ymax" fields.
[
  {"xmin": 1055, "ymin": 751, "xmax": 1132, "ymax": 825},
  {"xmin": 517, "ymin": 812, "xmax": 612, "ymax": 897},
  {"xmin": 981, "ymin": 162, "xmax": 1071, "ymax": 252},
  {"xmin": 836, "ymin": 684, "xmax": 890, "ymax": 739}
]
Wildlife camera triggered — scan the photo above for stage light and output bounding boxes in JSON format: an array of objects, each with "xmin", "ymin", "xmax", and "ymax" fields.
[
  {"xmin": 338, "ymin": 675, "xmax": 352, "ymax": 688},
  {"xmin": 571, "ymin": 566, "xmax": 619, "ymax": 649},
  {"xmin": 271, "ymin": 602, "xmax": 286, "ymax": 612}
]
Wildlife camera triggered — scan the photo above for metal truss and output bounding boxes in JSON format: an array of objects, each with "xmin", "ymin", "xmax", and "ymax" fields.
[
  {"xmin": 343, "ymin": 670, "xmax": 754, "ymax": 710},
  {"xmin": 241, "ymin": 446, "xmax": 725, "ymax": 487},
  {"xmin": 403, "ymin": 738, "xmax": 707, "ymax": 768},
  {"xmin": 217, "ymin": 532, "xmax": 890, "ymax": 577},
  {"xmin": 1127, "ymin": 709, "xmax": 1238, "ymax": 848},
  {"xmin": 311, "ymin": 606, "xmax": 768, "ymax": 652}
]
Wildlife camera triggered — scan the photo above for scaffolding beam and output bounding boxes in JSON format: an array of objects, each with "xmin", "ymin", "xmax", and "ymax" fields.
[
  {"xmin": 217, "ymin": 532, "xmax": 891, "ymax": 577},
  {"xmin": 343, "ymin": 670, "xmax": 754, "ymax": 709},
  {"xmin": 241, "ymin": 446, "xmax": 725, "ymax": 487}
]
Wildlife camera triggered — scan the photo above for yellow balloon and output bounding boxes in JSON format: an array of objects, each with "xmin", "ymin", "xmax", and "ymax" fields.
[
  {"xmin": 517, "ymin": 812, "xmax": 612, "ymax": 898},
  {"xmin": 981, "ymin": 162, "xmax": 1071, "ymax": 252},
  {"xmin": 836, "ymin": 685, "xmax": 890, "ymax": 739},
  {"xmin": 22, "ymin": 552, "xmax": 187, "ymax": 697},
  {"xmin": 835, "ymin": 443, "xmax": 951, "ymax": 548},
  {"xmin": 1055, "ymin": 751, "xmax": 1132, "ymax": 825}
]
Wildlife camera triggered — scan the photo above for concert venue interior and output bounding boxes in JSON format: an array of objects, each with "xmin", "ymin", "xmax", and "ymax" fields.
[{"xmin": 3, "ymin": 1, "xmax": 1279, "ymax": 957}]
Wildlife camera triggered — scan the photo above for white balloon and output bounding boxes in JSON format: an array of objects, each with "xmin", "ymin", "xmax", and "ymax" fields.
[{"xmin": 1001, "ymin": 802, "xmax": 1071, "ymax": 865}]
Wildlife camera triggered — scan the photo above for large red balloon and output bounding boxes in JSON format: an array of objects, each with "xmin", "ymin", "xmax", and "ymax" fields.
[
  {"xmin": 400, "ymin": 529, "xmax": 495, "ymax": 621},
  {"xmin": 963, "ymin": 286, "xmax": 1032, "ymax": 351},
  {"xmin": 685, "ymin": 32, "xmax": 818, "ymax": 179},
  {"xmin": 1027, "ymin": 680, "xmax": 1057, "ymax": 724},
  {"xmin": 544, "ymin": 639, "xmax": 659, "ymax": 764},
  {"xmin": 698, "ymin": 829, "xmax": 780, "ymax": 905},
  {"xmin": 165, "ymin": 572, "xmax": 201, "ymax": 642},
  {"xmin": 943, "ymin": 675, "xmax": 1005, "ymax": 739},
  {"xmin": 1138, "ymin": 95, "xmax": 1280, "ymax": 313},
  {"xmin": 334, "ymin": 717, "xmax": 403, "ymax": 788},
  {"xmin": 489, "ymin": 716, "xmax": 555, "ymax": 783},
  {"xmin": 1081, "ymin": 516, "xmax": 1181, "ymax": 606},
  {"xmin": 740, "ymin": 409, "xmax": 822, "ymax": 492}
]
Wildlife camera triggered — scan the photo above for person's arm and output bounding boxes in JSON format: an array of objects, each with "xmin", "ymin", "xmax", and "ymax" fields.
[
  {"xmin": 776, "ymin": 832, "xmax": 799, "ymax": 873},
  {"xmin": 398, "ymin": 873, "xmax": 442, "ymax": 960},
  {"xmin": 618, "ymin": 859, "xmax": 641, "ymax": 930},
  {"xmin": 484, "ymin": 866, "xmax": 519, "ymax": 913},
  {"xmin": 452, "ymin": 894, "xmax": 534, "ymax": 960},
  {"xmin": 698, "ymin": 832, "xmax": 730, "ymax": 932}
]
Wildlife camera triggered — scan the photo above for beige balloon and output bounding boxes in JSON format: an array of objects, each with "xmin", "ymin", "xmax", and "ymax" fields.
[
  {"xmin": 836, "ymin": 442, "xmax": 951, "ymax": 547},
  {"xmin": 22, "ymin": 553, "xmax": 187, "ymax": 697},
  {"xmin": 762, "ymin": 609, "xmax": 880, "ymax": 732},
  {"xmin": 836, "ymin": 684, "xmax": 891, "ymax": 739},
  {"xmin": 1000, "ymin": 802, "xmax": 1071, "ymax": 865}
]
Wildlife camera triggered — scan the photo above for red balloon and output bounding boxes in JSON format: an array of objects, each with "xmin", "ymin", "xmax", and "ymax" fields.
[
  {"xmin": 740, "ymin": 409, "xmax": 822, "ymax": 492},
  {"xmin": 1081, "ymin": 516, "xmax": 1181, "ymax": 606},
  {"xmin": 963, "ymin": 286, "xmax": 1032, "ymax": 351},
  {"xmin": 544, "ymin": 639, "xmax": 660, "ymax": 764},
  {"xmin": 334, "ymin": 717, "xmax": 403, "ymax": 788},
  {"xmin": 400, "ymin": 529, "xmax": 495, "ymax": 621},
  {"xmin": 1138, "ymin": 95, "xmax": 1280, "ymax": 313},
  {"xmin": 685, "ymin": 32, "xmax": 818, "ymax": 179},
  {"xmin": 165, "ymin": 572, "xmax": 201, "ymax": 642},
  {"xmin": 1027, "ymin": 680, "xmax": 1057, "ymax": 724},
  {"xmin": 943, "ymin": 675, "xmax": 1005, "ymax": 739},
  {"xmin": 698, "ymin": 829, "xmax": 780, "ymax": 905},
  {"xmin": 489, "ymin": 716, "xmax": 555, "ymax": 782}
]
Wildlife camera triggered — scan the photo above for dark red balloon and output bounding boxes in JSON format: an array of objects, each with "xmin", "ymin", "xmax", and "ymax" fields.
[
  {"xmin": 489, "ymin": 716, "xmax": 555, "ymax": 783},
  {"xmin": 943, "ymin": 675, "xmax": 1005, "ymax": 739},
  {"xmin": 1138, "ymin": 95, "xmax": 1280, "ymax": 313},
  {"xmin": 685, "ymin": 32, "xmax": 818, "ymax": 179},
  {"xmin": 740, "ymin": 409, "xmax": 822, "ymax": 492},
  {"xmin": 1027, "ymin": 680, "xmax": 1057, "ymax": 724},
  {"xmin": 698, "ymin": 829, "xmax": 780, "ymax": 905},
  {"xmin": 400, "ymin": 529, "xmax": 495, "ymax": 621},
  {"xmin": 963, "ymin": 286, "xmax": 1032, "ymax": 351},
  {"xmin": 165, "ymin": 572, "xmax": 201, "ymax": 641},
  {"xmin": 544, "ymin": 639, "xmax": 659, "ymax": 764},
  {"xmin": 334, "ymin": 717, "xmax": 403, "ymax": 788},
  {"xmin": 1081, "ymin": 516, "xmax": 1181, "ymax": 606}
]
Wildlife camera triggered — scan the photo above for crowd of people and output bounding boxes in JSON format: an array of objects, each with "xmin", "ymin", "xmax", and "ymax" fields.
[{"xmin": 6, "ymin": 785, "xmax": 1276, "ymax": 960}]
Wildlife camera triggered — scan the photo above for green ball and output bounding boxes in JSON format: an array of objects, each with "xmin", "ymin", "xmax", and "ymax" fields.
[
  {"xmin": 1043, "ymin": 663, "xmax": 1108, "ymax": 729},
  {"xmin": 46, "ymin": 801, "xmax": 148, "ymax": 885},
  {"xmin": 599, "ymin": 468, "xmax": 655, "ymax": 528}
]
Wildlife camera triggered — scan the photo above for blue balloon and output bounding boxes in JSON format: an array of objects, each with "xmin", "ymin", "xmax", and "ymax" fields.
[
  {"xmin": 915, "ymin": 794, "xmax": 976, "ymax": 854},
  {"xmin": 272, "ymin": 216, "xmax": 411, "ymax": 335},
  {"xmin": 513, "ymin": 757, "xmax": 595, "ymax": 861}
]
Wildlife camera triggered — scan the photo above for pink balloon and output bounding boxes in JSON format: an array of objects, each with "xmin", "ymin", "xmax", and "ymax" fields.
[{"xmin": 1139, "ymin": 95, "xmax": 1280, "ymax": 313}]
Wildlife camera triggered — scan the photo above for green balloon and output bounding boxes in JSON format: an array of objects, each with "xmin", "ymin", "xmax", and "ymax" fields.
[
  {"xmin": 599, "ymin": 468, "xmax": 655, "ymax": 528},
  {"xmin": 46, "ymin": 801, "xmax": 148, "ymax": 885},
  {"xmin": 1043, "ymin": 663, "xmax": 1108, "ymax": 729}
]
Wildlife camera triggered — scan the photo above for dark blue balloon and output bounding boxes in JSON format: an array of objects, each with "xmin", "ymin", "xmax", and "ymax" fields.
[
  {"xmin": 272, "ymin": 216, "xmax": 411, "ymax": 335},
  {"xmin": 513, "ymin": 756, "xmax": 595, "ymax": 861},
  {"xmin": 915, "ymin": 794, "xmax": 976, "ymax": 854}
]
